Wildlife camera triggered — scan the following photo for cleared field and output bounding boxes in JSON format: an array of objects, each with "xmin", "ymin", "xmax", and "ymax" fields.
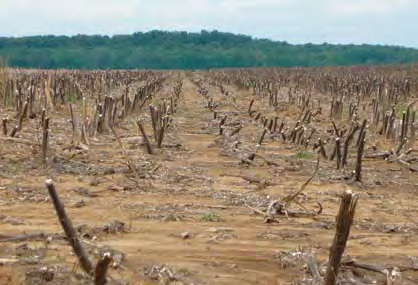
[{"xmin": 0, "ymin": 66, "xmax": 417, "ymax": 284}]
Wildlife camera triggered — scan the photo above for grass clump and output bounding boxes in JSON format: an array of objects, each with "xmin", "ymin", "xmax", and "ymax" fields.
[
  {"xmin": 200, "ymin": 212, "xmax": 221, "ymax": 222},
  {"xmin": 396, "ymin": 103, "xmax": 408, "ymax": 117},
  {"xmin": 296, "ymin": 150, "xmax": 314, "ymax": 159}
]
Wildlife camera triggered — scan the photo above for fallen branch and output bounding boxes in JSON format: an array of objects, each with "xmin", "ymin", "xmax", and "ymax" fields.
[
  {"xmin": 254, "ymin": 153, "xmax": 280, "ymax": 166},
  {"xmin": 394, "ymin": 158, "xmax": 418, "ymax": 172},
  {"xmin": 46, "ymin": 179, "xmax": 93, "ymax": 275},
  {"xmin": 0, "ymin": 136, "xmax": 38, "ymax": 146},
  {"xmin": 364, "ymin": 151, "xmax": 391, "ymax": 159},
  {"xmin": 342, "ymin": 259, "xmax": 402, "ymax": 284},
  {"xmin": 220, "ymin": 173, "xmax": 278, "ymax": 187},
  {"xmin": 281, "ymin": 154, "xmax": 320, "ymax": 204},
  {"xmin": 0, "ymin": 232, "xmax": 46, "ymax": 243},
  {"xmin": 137, "ymin": 119, "xmax": 154, "ymax": 155},
  {"xmin": 245, "ymin": 155, "xmax": 321, "ymax": 221},
  {"xmin": 0, "ymin": 258, "xmax": 19, "ymax": 266},
  {"xmin": 110, "ymin": 126, "xmax": 141, "ymax": 180},
  {"xmin": 307, "ymin": 255, "xmax": 322, "ymax": 281},
  {"xmin": 342, "ymin": 259, "xmax": 388, "ymax": 276}
]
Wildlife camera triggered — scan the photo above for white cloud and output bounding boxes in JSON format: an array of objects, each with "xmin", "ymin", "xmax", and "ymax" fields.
[
  {"xmin": 219, "ymin": 0, "xmax": 291, "ymax": 10},
  {"xmin": 326, "ymin": 0, "xmax": 413, "ymax": 16},
  {"xmin": 0, "ymin": 0, "xmax": 416, "ymax": 47},
  {"xmin": 0, "ymin": 0, "xmax": 143, "ymax": 35},
  {"xmin": 1, "ymin": 0, "xmax": 139, "ymax": 20}
]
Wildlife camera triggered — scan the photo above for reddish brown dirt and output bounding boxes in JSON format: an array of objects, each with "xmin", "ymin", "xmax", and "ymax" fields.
[{"xmin": 0, "ymin": 74, "xmax": 418, "ymax": 284}]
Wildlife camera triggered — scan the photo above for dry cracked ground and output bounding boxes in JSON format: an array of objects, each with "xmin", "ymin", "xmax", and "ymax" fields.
[{"xmin": 1, "ymin": 72, "xmax": 418, "ymax": 284}]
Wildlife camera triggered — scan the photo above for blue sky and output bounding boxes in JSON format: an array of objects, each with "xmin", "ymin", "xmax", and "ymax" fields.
[{"xmin": 0, "ymin": 0, "xmax": 417, "ymax": 47}]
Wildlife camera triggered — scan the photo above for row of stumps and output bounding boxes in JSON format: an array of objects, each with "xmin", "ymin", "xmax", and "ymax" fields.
[{"xmin": 44, "ymin": 178, "xmax": 358, "ymax": 284}]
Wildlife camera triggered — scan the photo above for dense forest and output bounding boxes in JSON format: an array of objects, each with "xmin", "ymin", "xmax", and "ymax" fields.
[{"xmin": 1, "ymin": 30, "xmax": 418, "ymax": 70}]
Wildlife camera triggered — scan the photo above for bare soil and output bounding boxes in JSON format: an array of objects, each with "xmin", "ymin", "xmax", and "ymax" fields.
[{"xmin": 0, "ymin": 73, "xmax": 418, "ymax": 284}]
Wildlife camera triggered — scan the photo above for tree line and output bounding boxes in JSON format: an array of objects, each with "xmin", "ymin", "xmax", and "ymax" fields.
[{"xmin": 1, "ymin": 30, "xmax": 418, "ymax": 69}]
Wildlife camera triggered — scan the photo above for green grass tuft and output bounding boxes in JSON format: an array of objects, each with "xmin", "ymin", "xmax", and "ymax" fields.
[
  {"xmin": 296, "ymin": 150, "xmax": 314, "ymax": 159},
  {"xmin": 200, "ymin": 212, "xmax": 221, "ymax": 222},
  {"xmin": 396, "ymin": 103, "xmax": 408, "ymax": 117}
]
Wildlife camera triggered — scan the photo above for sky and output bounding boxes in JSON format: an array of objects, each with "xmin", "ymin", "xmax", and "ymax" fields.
[{"xmin": 0, "ymin": 0, "xmax": 417, "ymax": 47}]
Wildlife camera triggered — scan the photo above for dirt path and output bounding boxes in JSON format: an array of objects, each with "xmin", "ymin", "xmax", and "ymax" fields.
[{"xmin": 114, "ymin": 77, "xmax": 288, "ymax": 284}]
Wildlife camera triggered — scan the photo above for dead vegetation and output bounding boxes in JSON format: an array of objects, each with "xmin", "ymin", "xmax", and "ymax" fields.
[{"xmin": 0, "ymin": 66, "xmax": 417, "ymax": 284}]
